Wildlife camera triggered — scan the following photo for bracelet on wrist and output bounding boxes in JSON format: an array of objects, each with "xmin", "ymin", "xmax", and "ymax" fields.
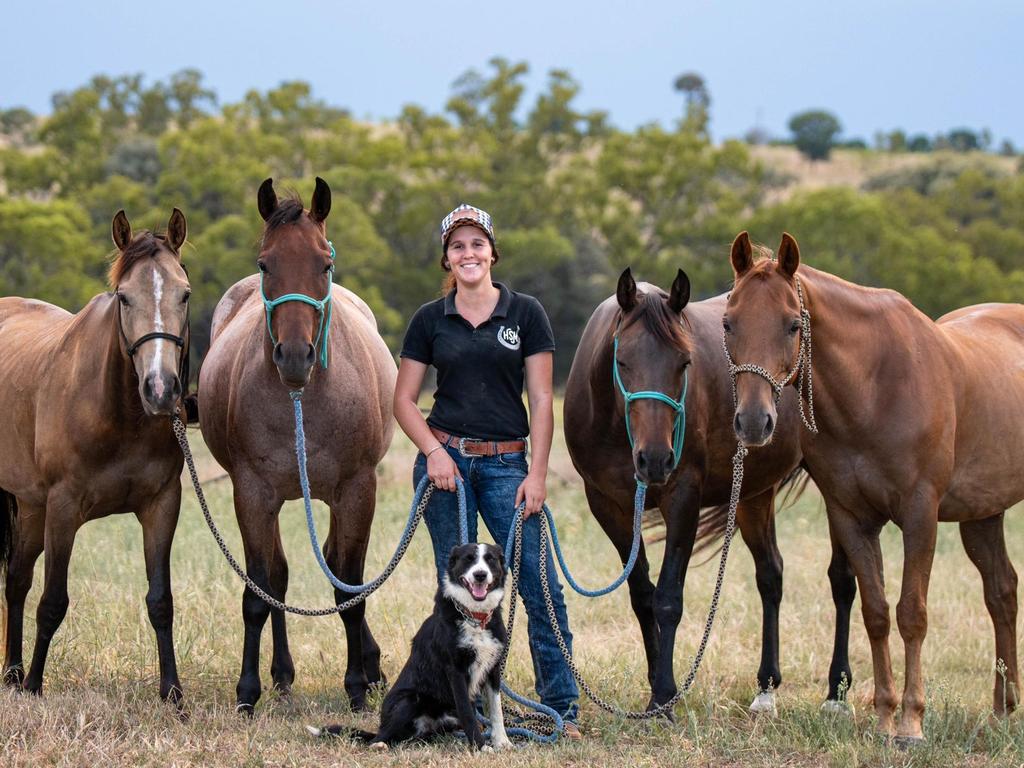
[{"xmin": 425, "ymin": 444, "xmax": 444, "ymax": 459}]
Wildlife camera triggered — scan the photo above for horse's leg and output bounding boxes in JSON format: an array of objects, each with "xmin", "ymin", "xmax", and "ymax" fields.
[
  {"xmin": 583, "ymin": 483, "xmax": 660, "ymax": 703},
  {"xmin": 326, "ymin": 469, "xmax": 380, "ymax": 711},
  {"xmin": 893, "ymin": 495, "xmax": 939, "ymax": 744},
  {"xmin": 736, "ymin": 487, "xmax": 784, "ymax": 715},
  {"xmin": 824, "ymin": 515, "xmax": 857, "ymax": 713},
  {"xmin": 267, "ymin": 517, "xmax": 295, "ymax": 698},
  {"xmin": 22, "ymin": 490, "xmax": 79, "ymax": 694},
  {"xmin": 827, "ymin": 507, "xmax": 898, "ymax": 736},
  {"xmin": 136, "ymin": 481, "xmax": 183, "ymax": 705},
  {"xmin": 959, "ymin": 514, "xmax": 1019, "ymax": 717},
  {"xmin": 650, "ymin": 478, "xmax": 700, "ymax": 708},
  {"xmin": 4, "ymin": 504, "xmax": 44, "ymax": 685},
  {"xmin": 233, "ymin": 475, "xmax": 284, "ymax": 714}
]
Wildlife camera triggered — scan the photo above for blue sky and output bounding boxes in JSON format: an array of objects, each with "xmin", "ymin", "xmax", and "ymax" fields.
[{"xmin": 2, "ymin": 0, "xmax": 1021, "ymax": 146}]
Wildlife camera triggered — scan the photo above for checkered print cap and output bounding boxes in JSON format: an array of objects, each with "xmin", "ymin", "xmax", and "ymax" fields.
[{"xmin": 440, "ymin": 203, "xmax": 494, "ymax": 247}]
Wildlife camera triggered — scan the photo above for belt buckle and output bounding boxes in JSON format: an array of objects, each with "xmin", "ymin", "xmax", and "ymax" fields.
[{"xmin": 457, "ymin": 437, "xmax": 474, "ymax": 458}]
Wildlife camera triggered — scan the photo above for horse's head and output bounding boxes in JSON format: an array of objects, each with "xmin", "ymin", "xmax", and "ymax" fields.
[
  {"xmin": 256, "ymin": 177, "xmax": 335, "ymax": 389},
  {"xmin": 613, "ymin": 267, "xmax": 691, "ymax": 486},
  {"xmin": 110, "ymin": 208, "xmax": 191, "ymax": 416},
  {"xmin": 723, "ymin": 231, "xmax": 804, "ymax": 447}
]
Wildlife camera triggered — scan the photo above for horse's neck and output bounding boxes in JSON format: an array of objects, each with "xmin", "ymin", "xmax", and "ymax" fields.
[
  {"xmin": 69, "ymin": 296, "xmax": 144, "ymax": 425},
  {"xmin": 800, "ymin": 267, "xmax": 947, "ymax": 423}
]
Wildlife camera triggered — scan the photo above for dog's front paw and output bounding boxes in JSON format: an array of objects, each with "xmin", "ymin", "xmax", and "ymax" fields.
[
  {"xmin": 369, "ymin": 741, "xmax": 390, "ymax": 751},
  {"xmin": 490, "ymin": 736, "xmax": 513, "ymax": 751},
  {"xmin": 481, "ymin": 744, "xmax": 495, "ymax": 753}
]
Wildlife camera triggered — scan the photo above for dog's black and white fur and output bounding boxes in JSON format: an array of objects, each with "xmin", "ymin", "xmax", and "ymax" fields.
[{"xmin": 308, "ymin": 543, "xmax": 512, "ymax": 751}]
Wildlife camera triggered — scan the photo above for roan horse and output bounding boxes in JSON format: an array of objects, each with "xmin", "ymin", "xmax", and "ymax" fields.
[
  {"xmin": 199, "ymin": 178, "xmax": 397, "ymax": 713},
  {"xmin": 723, "ymin": 231, "xmax": 1024, "ymax": 742},
  {"xmin": 0, "ymin": 209, "xmax": 191, "ymax": 703},
  {"xmin": 565, "ymin": 268, "xmax": 855, "ymax": 714}
]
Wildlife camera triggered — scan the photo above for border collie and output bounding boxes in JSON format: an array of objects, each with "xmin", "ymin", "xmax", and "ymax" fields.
[{"xmin": 308, "ymin": 543, "xmax": 512, "ymax": 751}]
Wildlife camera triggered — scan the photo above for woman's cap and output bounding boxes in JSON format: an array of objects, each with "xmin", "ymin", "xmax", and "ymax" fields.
[{"xmin": 440, "ymin": 203, "xmax": 494, "ymax": 247}]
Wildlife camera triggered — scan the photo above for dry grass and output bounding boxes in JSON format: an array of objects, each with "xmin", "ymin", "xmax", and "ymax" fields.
[{"xmin": 2, "ymin": 409, "xmax": 1023, "ymax": 767}]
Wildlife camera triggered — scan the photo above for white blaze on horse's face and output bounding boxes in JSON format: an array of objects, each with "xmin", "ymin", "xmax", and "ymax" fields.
[{"xmin": 118, "ymin": 250, "xmax": 190, "ymax": 415}]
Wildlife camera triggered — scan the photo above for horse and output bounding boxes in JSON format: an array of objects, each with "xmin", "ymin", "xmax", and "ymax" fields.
[
  {"xmin": 198, "ymin": 177, "xmax": 397, "ymax": 714},
  {"xmin": 564, "ymin": 267, "xmax": 856, "ymax": 714},
  {"xmin": 723, "ymin": 230, "xmax": 1024, "ymax": 742},
  {"xmin": 0, "ymin": 209, "xmax": 191, "ymax": 704}
]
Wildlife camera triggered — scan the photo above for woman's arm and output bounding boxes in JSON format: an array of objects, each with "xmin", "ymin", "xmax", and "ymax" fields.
[
  {"xmin": 393, "ymin": 359, "xmax": 461, "ymax": 492},
  {"xmin": 516, "ymin": 351, "xmax": 554, "ymax": 517}
]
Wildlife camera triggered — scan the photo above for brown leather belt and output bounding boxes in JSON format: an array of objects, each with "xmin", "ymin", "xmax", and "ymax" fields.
[{"xmin": 430, "ymin": 427, "xmax": 526, "ymax": 457}]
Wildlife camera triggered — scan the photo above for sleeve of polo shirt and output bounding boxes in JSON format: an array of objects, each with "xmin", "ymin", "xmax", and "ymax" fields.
[
  {"xmin": 399, "ymin": 305, "xmax": 432, "ymax": 365},
  {"xmin": 521, "ymin": 296, "xmax": 556, "ymax": 357}
]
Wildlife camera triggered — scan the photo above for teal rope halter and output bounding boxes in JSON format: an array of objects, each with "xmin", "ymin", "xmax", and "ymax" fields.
[
  {"xmin": 612, "ymin": 327, "xmax": 689, "ymax": 469},
  {"xmin": 259, "ymin": 241, "xmax": 335, "ymax": 369}
]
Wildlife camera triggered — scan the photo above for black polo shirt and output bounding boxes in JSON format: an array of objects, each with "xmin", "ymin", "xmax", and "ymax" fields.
[{"xmin": 400, "ymin": 282, "xmax": 555, "ymax": 441}]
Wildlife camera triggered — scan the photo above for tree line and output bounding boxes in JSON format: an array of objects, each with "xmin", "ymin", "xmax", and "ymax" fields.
[{"xmin": 2, "ymin": 60, "xmax": 1022, "ymax": 382}]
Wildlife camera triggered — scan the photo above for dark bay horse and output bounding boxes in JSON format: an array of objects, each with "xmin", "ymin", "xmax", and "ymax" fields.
[
  {"xmin": 564, "ymin": 268, "xmax": 853, "ymax": 713},
  {"xmin": 0, "ymin": 209, "xmax": 191, "ymax": 702},
  {"xmin": 199, "ymin": 178, "xmax": 396, "ymax": 713},
  {"xmin": 724, "ymin": 231, "xmax": 1024, "ymax": 742}
]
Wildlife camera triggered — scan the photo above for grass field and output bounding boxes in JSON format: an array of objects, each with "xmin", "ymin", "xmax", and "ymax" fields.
[{"xmin": 2, "ymin": 409, "xmax": 1023, "ymax": 767}]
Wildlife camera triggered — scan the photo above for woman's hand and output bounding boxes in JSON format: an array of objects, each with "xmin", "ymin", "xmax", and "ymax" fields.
[
  {"xmin": 427, "ymin": 447, "xmax": 462, "ymax": 493},
  {"xmin": 515, "ymin": 470, "xmax": 547, "ymax": 518}
]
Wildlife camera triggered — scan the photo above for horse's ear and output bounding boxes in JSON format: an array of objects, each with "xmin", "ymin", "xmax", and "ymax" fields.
[
  {"xmin": 167, "ymin": 208, "xmax": 187, "ymax": 252},
  {"xmin": 616, "ymin": 268, "xmax": 637, "ymax": 312},
  {"xmin": 668, "ymin": 269, "xmax": 690, "ymax": 314},
  {"xmin": 257, "ymin": 178, "xmax": 278, "ymax": 221},
  {"xmin": 310, "ymin": 176, "xmax": 331, "ymax": 224},
  {"xmin": 730, "ymin": 231, "xmax": 753, "ymax": 277},
  {"xmin": 777, "ymin": 232, "xmax": 801, "ymax": 278},
  {"xmin": 111, "ymin": 210, "xmax": 132, "ymax": 251}
]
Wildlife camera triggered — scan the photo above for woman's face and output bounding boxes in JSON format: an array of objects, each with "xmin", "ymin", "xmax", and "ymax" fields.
[{"xmin": 445, "ymin": 225, "xmax": 494, "ymax": 288}]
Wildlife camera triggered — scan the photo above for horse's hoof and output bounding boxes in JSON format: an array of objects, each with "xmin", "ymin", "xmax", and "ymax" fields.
[
  {"xmin": 3, "ymin": 666, "xmax": 25, "ymax": 687},
  {"xmin": 820, "ymin": 698, "xmax": 855, "ymax": 717},
  {"xmin": 749, "ymin": 690, "xmax": 777, "ymax": 717},
  {"xmin": 236, "ymin": 702, "xmax": 256, "ymax": 718},
  {"xmin": 893, "ymin": 735, "xmax": 925, "ymax": 750}
]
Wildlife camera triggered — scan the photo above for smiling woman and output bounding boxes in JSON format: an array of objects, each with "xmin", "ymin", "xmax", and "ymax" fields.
[{"xmin": 392, "ymin": 202, "xmax": 582, "ymax": 738}]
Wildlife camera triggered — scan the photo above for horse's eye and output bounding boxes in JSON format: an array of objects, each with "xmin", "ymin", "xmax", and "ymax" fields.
[
  {"xmin": 118, "ymin": 293, "xmax": 130, "ymax": 307},
  {"xmin": 257, "ymin": 261, "xmax": 268, "ymax": 274},
  {"xmin": 323, "ymin": 263, "xmax": 333, "ymax": 274},
  {"xmin": 182, "ymin": 291, "xmax": 191, "ymax": 304},
  {"xmin": 788, "ymin": 319, "xmax": 800, "ymax": 335},
  {"xmin": 722, "ymin": 318, "xmax": 732, "ymax": 333}
]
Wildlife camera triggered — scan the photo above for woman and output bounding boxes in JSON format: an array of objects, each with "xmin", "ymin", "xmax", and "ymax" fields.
[{"xmin": 393, "ymin": 203, "xmax": 581, "ymax": 738}]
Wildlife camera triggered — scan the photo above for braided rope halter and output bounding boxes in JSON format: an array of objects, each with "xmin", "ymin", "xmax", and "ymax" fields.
[{"xmin": 721, "ymin": 274, "xmax": 818, "ymax": 435}]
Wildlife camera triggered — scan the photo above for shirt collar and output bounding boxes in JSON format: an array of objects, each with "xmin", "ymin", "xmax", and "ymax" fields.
[{"xmin": 444, "ymin": 282, "xmax": 512, "ymax": 320}]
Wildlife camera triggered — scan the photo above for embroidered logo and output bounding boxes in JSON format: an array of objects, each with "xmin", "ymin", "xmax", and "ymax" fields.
[{"xmin": 497, "ymin": 324, "xmax": 521, "ymax": 350}]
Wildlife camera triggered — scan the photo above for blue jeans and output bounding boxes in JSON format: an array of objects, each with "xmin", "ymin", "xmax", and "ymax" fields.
[{"xmin": 414, "ymin": 445, "xmax": 579, "ymax": 721}]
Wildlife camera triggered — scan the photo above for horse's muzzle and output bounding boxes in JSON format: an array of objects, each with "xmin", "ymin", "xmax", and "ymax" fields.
[
  {"xmin": 734, "ymin": 408, "xmax": 775, "ymax": 447},
  {"xmin": 634, "ymin": 446, "xmax": 674, "ymax": 486},
  {"xmin": 142, "ymin": 372, "xmax": 182, "ymax": 415},
  {"xmin": 273, "ymin": 341, "xmax": 315, "ymax": 389}
]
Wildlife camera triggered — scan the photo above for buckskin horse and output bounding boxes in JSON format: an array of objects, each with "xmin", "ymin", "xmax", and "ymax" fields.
[
  {"xmin": 0, "ymin": 209, "xmax": 191, "ymax": 703},
  {"xmin": 564, "ymin": 268, "xmax": 855, "ymax": 714},
  {"xmin": 723, "ymin": 230, "xmax": 1024, "ymax": 742},
  {"xmin": 198, "ymin": 178, "xmax": 396, "ymax": 714}
]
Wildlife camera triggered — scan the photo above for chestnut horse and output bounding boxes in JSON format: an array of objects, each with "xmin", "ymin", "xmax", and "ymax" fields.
[
  {"xmin": 0, "ymin": 210, "xmax": 191, "ymax": 703},
  {"xmin": 564, "ymin": 268, "xmax": 854, "ymax": 713},
  {"xmin": 199, "ymin": 178, "xmax": 396, "ymax": 713},
  {"xmin": 723, "ymin": 231, "xmax": 1024, "ymax": 742}
]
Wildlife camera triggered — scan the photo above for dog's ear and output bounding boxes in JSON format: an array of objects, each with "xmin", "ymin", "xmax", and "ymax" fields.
[{"xmin": 495, "ymin": 546, "xmax": 506, "ymax": 574}]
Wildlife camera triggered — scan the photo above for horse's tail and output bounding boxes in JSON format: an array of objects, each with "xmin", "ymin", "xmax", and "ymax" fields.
[
  {"xmin": 0, "ymin": 489, "xmax": 15, "ymax": 656},
  {"xmin": 691, "ymin": 465, "xmax": 811, "ymax": 558}
]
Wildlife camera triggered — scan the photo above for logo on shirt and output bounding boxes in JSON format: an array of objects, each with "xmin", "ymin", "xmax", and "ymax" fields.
[{"xmin": 497, "ymin": 324, "xmax": 521, "ymax": 350}]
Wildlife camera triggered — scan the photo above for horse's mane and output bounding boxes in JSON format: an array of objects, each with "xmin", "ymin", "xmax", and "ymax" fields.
[
  {"xmin": 108, "ymin": 231, "xmax": 172, "ymax": 288},
  {"xmin": 620, "ymin": 290, "xmax": 691, "ymax": 353},
  {"xmin": 263, "ymin": 196, "xmax": 306, "ymax": 235}
]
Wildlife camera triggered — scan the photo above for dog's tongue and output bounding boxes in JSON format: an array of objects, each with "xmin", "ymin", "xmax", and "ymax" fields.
[{"xmin": 470, "ymin": 583, "xmax": 489, "ymax": 600}]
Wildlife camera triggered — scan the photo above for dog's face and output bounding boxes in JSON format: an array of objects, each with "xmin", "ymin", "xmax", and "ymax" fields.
[{"xmin": 443, "ymin": 543, "xmax": 506, "ymax": 612}]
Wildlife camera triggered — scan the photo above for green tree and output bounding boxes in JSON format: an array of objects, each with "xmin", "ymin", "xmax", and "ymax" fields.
[{"xmin": 788, "ymin": 110, "xmax": 842, "ymax": 162}]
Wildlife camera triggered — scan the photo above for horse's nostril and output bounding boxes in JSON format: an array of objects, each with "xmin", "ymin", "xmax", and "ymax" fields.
[
  {"xmin": 272, "ymin": 343, "xmax": 284, "ymax": 366},
  {"xmin": 171, "ymin": 376, "xmax": 182, "ymax": 399},
  {"xmin": 142, "ymin": 376, "xmax": 154, "ymax": 399},
  {"xmin": 305, "ymin": 344, "xmax": 315, "ymax": 365},
  {"xmin": 734, "ymin": 413, "xmax": 743, "ymax": 434},
  {"xmin": 763, "ymin": 413, "xmax": 775, "ymax": 437}
]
